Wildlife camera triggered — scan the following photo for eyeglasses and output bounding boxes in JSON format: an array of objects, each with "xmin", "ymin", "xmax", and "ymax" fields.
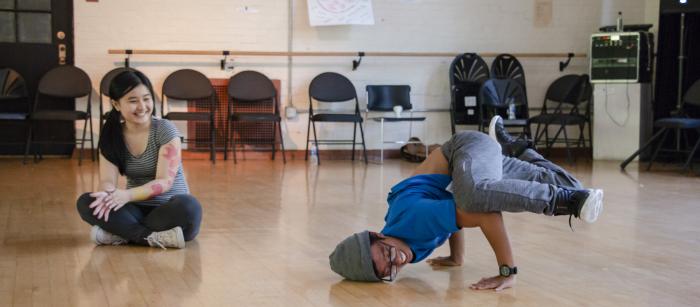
[{"xmin": 376, "ymin": 241, "xmax": 398, "ymax": 282}]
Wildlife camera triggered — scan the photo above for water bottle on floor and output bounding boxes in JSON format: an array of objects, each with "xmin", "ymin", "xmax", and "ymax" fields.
[{"xmin": 310, "ymin": 144, "xmax": 319, "ymax": 164}]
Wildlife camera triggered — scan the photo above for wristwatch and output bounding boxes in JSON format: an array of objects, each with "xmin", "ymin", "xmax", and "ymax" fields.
[{"xmin": 499, "ymin": 265, "xmax": 517, "ymax": 277}]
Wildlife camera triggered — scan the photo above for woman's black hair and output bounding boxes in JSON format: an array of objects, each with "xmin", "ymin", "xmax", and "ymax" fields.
[{"xmin": 99, "ymin": 70, "xmax": 156, "ymax": 175}]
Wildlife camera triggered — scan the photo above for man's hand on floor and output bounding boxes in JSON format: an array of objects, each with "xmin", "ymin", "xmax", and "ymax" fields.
[
  {"xmin": 426, "ymin": 255, "xmax": 463, "ymax": 266},
  {"xmin": 469, "ymin": 275, "xmax": 516, "ymax": 291}
]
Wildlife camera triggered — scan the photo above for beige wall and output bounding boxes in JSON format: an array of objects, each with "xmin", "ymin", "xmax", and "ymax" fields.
[{"xmin": 74, "ymin": 0, "xmax": 656, "ymax": 150}]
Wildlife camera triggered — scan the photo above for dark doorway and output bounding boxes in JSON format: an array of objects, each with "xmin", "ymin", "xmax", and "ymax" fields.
[{"xmin": 0, "ymin": 0, "xmax": 75, "ymax": 155}]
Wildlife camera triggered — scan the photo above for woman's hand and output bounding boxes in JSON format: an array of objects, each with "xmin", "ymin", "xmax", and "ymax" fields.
[
  {"xmin": 426, "ymin": 255, "xmax": 463, "ymax": 267},
  {"xmin": 469, "ymin": 275, "xmax": 516, "ymax": 291},
  {"xmin": 88, "ymin": 191, "xmax": 112, "ymax": 221},
  {"xmin": 104, "ymin": 189, "xmax": 130, "ymax": 212}
]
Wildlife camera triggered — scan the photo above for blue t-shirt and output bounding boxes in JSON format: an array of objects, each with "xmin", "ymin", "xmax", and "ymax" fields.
[{"xmin": 381, "ymin": 174, "xmax": 460, "ymax": 263}]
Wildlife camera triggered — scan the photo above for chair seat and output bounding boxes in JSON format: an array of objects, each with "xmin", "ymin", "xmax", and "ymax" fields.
[
  {"xmin": 371, "ymin": 116, "xmax": 426, "ymax": 122},
  {"xmin": 311, "ymin": 113, "xmax": 363, "ymax": 123},
  {"xmin": 165, "ymin": 112, "xmax": 211, "ymax": 121},
  {"xmin": 0, "ymin": 112, "xmax": 29, "ymax": 120},
  {"xmin": 231, "ymin": 113, "xmax": 280, "ymax": 122},
  {"xmin": 31, "ymin": 110, "xmax": 88, "ymax": 121},
  {"xmin": 529, "ymin": 114, "xmax": 586, "ymax": 125},
  {"xmin": 654, "ymin": 117, "xmax": 700, "ymax": 129}
]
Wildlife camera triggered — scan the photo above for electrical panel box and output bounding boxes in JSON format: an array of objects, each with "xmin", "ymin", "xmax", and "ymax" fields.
[{"xmin": 590, "ymin": 32, "xmax": 653, "ymax": 83}]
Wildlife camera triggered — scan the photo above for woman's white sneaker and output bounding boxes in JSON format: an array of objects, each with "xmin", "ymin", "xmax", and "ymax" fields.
[
  {"xmin": 90, "ymin": 225, "xmax": 128, "ymax": 246},
  {"xmin": 145, "ymin": 226, "xmax": 185, "ymax": 249}
]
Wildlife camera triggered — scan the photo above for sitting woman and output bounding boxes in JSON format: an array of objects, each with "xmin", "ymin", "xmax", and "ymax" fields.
[{"xmin": 76, "ymin": 70, "xmax": 201, "ymax": 249}]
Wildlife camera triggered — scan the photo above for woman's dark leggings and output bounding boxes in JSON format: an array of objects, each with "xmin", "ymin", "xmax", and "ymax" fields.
[{"xmin": 76, "ymin": 193, "xmax": 202, "ymax": 245}]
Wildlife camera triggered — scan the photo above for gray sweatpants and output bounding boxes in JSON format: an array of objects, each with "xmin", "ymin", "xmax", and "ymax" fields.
[{"xmin": 441, "ymin": 131, "xmax": 583, "ymax": 214}]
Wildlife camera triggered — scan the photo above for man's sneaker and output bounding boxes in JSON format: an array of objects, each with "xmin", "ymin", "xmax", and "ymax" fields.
[
  {"xmin": 488, "ymin": 115, "xmax": 532, "ymax": 157},
  {"xmin": 552, "ymin": 188, "xmax": 604, "ymax": 228},
  {"xmin": 145, "ymin": 226, "xmax": 185, "ymax": 249},
  {"xmin": 90, "ymin": 225, "xmax": 128, "ymax": 246}
]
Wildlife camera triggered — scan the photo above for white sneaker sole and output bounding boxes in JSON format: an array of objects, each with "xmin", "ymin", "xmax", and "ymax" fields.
[
  {"xmin": 488, "ymin": 115, "xmax": 501, "ymax": 142},
  {"xmin": 579, "ymin": 189, "xmax": 604, "ymax": 223}
]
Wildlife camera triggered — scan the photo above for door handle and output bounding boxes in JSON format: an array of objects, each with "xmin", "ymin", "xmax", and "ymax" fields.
[{"xmin": 58, "ymin": 43, "xmax": 67, "ymax": 65}]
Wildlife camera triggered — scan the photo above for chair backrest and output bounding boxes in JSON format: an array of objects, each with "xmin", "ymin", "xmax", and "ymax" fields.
[
  {"xmin": 161, "ymin": 69, "xmax": 214, "ymax": 116},
  {"xmin": 366, "ymin": 85, "xmax": 412, "ymax": 111},
  {"xmin": 542, "ymin": 74, "xmax": 590, "ymax": 116},
  {"xmin": 0, "ymin": 68, "xmax": 28, "ymax": 100},
  {"xmin": 0, "ymin": 68, "xmax": 29, "ymax": 113},
  {"xmin": 162, "ymin": 69, "xmax": 213, "ymax": 100},
  {"xmin": 491, "ymin": 54, "xmax": 526, "ymax": 88},
  {"xmin": 480, "ymin": 79, "xmax": 526, "ymax": 109},
  {"xmin": 228, "ymin": 70, "xmax": 276, "ymax": 101},
  {"xmin": 683, "ymin": 79, "xmax": 700, "ymax": 107},
  {"xmin": 228, "ymin": 70, "xmax": 278, "ymax": 114},
  {"xmin": 449, "ymin": 53, "xmax": 490, "ymax": 86},
  {"xmin": 37, "ymin": 65, "xmax": 92, "ymax": 98},
  {"xmin": 309, "ymin": 72, "xmax": 357, "ymax": 103},
  {"xmin": 544, "ymin": 74, "xmax": 584, "ymax": 105}
]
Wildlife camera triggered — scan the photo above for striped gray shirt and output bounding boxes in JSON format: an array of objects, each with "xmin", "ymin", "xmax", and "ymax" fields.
[{"xmin": 124, "ymin": 118, "xmax": 189, "ymax": 206}]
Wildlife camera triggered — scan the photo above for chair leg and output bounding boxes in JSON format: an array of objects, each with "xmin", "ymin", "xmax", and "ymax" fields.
[
  {"xmin": 88, "ymin": 115, "xmax": 95, "ymax": 161},
  {"xmin": 621, "ymin": 127, "xmax": 667, "ymax": 170},
  {"xmin": 210, "ymin": 119, "xmax": 216, "ymax": 164},
  {"xmin": 647, "ymin": 128, "xmax": 670, "ymax": 171},
  {"xmin": 231, "ymin": 121, "xmax": 237, "ymax": 164},
  {"xmin": 271, "ymin": 124, "xmax": 277, "ymax": 161},
  {"xmin": 562, "ymin": 125, "xmax": 573, "ymax": 164},
  {"xmin": 311, "ymin": 120, "xmax": 320, "ymax": 165},
  {"xmin": 587, "ymin": 120, "xmax": 593, "ymax": 148},
  {"xmin": 305, "ymin": 119, "xmax": 311, "ymax": 161},
  {"xmin": 351, "ymin": 122, "xmax": 357, "ymax": 161},
  {"xmin": 79, "ymin": 119, "xmax": 88, "ymax": 166},
  {"xmin": 278, "ymin": 121, "xmax": 286, "ymax": 164},
  {"xmin": 224, "ymin": 117, "xmax": 229, "ymax": 161},
  {"xmin": 358, "ymin": 119, "xmax": 368, "ymax": 164},
  {"xmin": 23, "ymin": 122, "xmax": 33, "ymax": 165},
  {"xmin": 380, "ymin": 118, "xmax": 385, "ymax": 163},
  {"xmin": 682, "ymin": 130, "xmax": 700, "ymax": 171}
]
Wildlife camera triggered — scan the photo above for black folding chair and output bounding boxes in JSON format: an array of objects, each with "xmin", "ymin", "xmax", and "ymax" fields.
[
  {"xmin": 449, "ymin": 53, "xmax": 490, "ymax": 134},
  {"xmin": 621, "ymin": 79, "xmax": 700, "ymax": 172},
  {"xmin": 161, "ymin": 69, "xmax": 216, "ymax": 163},
  {"xmin": 306, "ymin": 72, "xmax": 367, "ymax": 164},
  {"xmin": 528, "ymin": 74, "xmax": 591, "ymax": 163},
  {"xmin": 0, "ymin": 68, "xmax": 30, "ymax": 161},
  {"xmin": 226, "ymin": 70, "xmax": 285, "ymax": 163},
  {"xmin": 25, "ymin": 65, "xmax": 95, "ymax": 165},
  {"xmin": 365, "ymin": 85, "xmax": 426, "ymax": 163}
]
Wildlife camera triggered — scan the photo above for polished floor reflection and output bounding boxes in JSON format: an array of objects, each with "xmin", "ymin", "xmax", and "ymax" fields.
[{"xmin": 0, "ymin": 158, "xmax": 698, "ymax": 306}]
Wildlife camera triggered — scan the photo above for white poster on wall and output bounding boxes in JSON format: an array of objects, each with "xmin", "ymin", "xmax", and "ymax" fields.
[{"xmin": 307, "ymin": 0, "xmax": 375, "ymax": 26}]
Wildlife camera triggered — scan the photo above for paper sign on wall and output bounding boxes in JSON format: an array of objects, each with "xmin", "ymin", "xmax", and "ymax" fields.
[{"xmin": 307, "ymin": 0, "xmax": 375, "ymax": 26}]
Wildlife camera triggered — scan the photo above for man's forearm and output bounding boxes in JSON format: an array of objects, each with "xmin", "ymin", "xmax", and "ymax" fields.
[
  {"xmin": 449, "ymin": 229, "xmax": 465, "ymax": 262},
  {"xmin": 479, "ymin": 212, "xmax": 514, "ymax": 267}
]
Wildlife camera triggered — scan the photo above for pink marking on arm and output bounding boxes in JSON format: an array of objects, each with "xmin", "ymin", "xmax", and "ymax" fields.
[{"xmin": 150, "ymin": 183, "xmax": 164, "ymax": 197}]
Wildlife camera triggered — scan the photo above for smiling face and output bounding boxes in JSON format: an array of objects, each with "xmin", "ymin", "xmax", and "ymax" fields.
[
  {"xmin": 369, "ymin": 232, "xmax": 414, "ymax": 281},
  {"xmin": 112, "ymin": 84, "xmax": 153, "ymax": 126}
]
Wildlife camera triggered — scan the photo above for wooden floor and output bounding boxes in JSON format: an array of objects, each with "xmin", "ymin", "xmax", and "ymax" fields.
[{"xmin": 0, "ymin": 157, "xmax": 699, "ymax": 307}]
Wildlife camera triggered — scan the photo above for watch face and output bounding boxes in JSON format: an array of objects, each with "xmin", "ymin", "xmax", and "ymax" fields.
[{"xmin": 500, "ymin": 266, "xmax": 510, "ymax": 276}]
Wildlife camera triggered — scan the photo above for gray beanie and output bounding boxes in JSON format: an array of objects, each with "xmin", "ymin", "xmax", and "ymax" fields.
[{"xmin": 329, "ymin": 231, "xmax": 381, "ymax": 282}]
